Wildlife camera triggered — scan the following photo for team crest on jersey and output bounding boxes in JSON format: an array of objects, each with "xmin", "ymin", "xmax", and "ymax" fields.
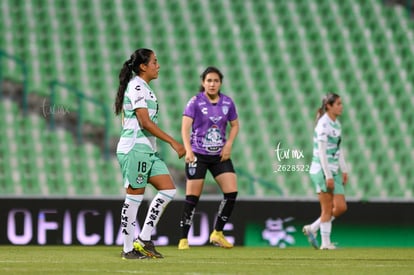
[
  {"xmin": 136, "ymin": 174, "xmax": 144, "ymax": 184},
  {"xmin": 222, "ymin": 105, "xmax": 229, "ymax": 115}
]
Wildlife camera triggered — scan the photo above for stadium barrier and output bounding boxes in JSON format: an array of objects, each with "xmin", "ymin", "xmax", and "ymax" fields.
[
  {"xmin": 49, "ymin": 80, "xmax": 111, "ymax": 159},
  {"xmin": 0, "ymin": 50, "xmax": 29, "ymax": 114},
  {"xmin": 1, "ymin": 198, "xmax": 413, "ymax": 247}
]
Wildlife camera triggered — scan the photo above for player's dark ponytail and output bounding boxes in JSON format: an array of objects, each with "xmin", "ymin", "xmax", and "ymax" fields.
[
  {"xmin": 115, "ymin": 60, "xmax": 133, "ymax": 115},
  {"xmin": 114, "ymin": 48, "xmax": 154, "ymax": 115}
]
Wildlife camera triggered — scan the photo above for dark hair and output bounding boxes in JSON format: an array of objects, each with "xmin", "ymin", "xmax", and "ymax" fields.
[
  {"xmin": 114, "ymin": 48, "xmax": 154, "ymax": 115},
  {"xmin": 315, "ymin": 92, "xmax": 340, "ymax": 122},
  {"xmin": 198, "ymin": 66, "xmax": 224, "ymax": 92}
]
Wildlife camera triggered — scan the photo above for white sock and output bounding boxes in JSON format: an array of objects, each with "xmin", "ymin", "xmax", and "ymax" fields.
[
  {"xmin": 310, "ymin": 218, "xmax": 321, "ymax": 232},
  {"xmin": 139, "ymin": 189, "xmax": 176, "ymax": 241},
  {"xmin": 310, "ymin": 216, "xmax": 335, "ymax": 232},
  {"xmin": 121, "ymin": 194, "xmax": 143, "ymax": 253},
  {"xmin": 320, "ymin": 221, "xmax": 332, "ymax": 247}
]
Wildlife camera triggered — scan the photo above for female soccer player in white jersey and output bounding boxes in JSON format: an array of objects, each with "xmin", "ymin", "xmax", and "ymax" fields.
[
  {"xmin": 114, "ymin": 48, "xmax": 185, "ymax": 259},
  {"xmin": 303, "ymin": 93, "xmax": 348, "ymax": 250}
]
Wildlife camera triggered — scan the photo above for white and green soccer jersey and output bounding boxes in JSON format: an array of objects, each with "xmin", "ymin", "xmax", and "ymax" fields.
[
  {"xmin": 310, "ymin": 113, "xmax": 342, "ymax": 175},
  {"xmin": 116, "ymin": 76, "xmax": 159, "ymax": 154}
]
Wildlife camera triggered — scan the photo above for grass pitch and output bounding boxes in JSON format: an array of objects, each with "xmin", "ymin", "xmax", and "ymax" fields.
[{"xmin": 1, "ymin": 246, "xmax": 413, "ymax": 274}]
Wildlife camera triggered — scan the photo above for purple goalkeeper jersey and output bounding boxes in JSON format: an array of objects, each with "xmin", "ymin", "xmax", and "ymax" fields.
[{"xmin": 183, "ymin": 91, "xmax": 238, "ymax": 155}]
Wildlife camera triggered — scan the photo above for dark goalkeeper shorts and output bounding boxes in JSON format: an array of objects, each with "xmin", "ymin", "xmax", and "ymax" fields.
[{"xmin": 185, "ymin": 152, "xmax": 235, "ymax": 180}]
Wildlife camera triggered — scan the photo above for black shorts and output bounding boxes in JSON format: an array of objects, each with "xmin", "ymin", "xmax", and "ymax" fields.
[{"xmin": 185, "ymin": 152, "xmax": 235, "ymax": 180}]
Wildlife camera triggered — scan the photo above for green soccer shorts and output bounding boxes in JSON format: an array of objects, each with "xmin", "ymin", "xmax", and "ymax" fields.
[
  {"xmin": 117, "ymin": 149, "xmax": 170, "ymax": 189},
  {"xmin": 310, "ymin": 170, "xmax": 345, "ymax": 195}
]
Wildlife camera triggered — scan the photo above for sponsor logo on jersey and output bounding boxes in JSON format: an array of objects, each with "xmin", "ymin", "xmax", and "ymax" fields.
[
  {"xmin": 209, "ymin": 116, "xmax": 222, "ymax": 124},
  {"xmin": 203, "ymin": 126, "xmax": 223, "ymax": 152}
]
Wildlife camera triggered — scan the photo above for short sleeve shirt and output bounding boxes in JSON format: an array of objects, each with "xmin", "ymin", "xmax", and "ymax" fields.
[
  {"xmin": 116, "ymin": 76, "xmax": 158, "ymax": 154},
  {"xmin": 183, "ymin": 92, "xmax": 238, "ymax": 155}
]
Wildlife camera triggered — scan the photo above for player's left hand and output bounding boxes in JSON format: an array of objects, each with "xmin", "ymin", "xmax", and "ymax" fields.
[
  {"xmin": 220, "ymin": 143, "xmax": 232, "ymax": 162},
  {"xmin": 342, "ymin": 172, "xmax": 348, "ymax": 185}
]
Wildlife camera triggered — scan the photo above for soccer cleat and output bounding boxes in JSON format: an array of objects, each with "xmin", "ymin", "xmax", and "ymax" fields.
[
  {"xmin": 178, "ymin": 238, "xmax": 190, "ymax": 250},
  {"xmin": 133, "ymin": 237, "xmax": 164, "ymax": 258},
  {"xmin": 320, "ymin": 243, "xmax": 337, "ymax": 250},
  {"xmin": 302, "ymin": 225, "xmax": 319, "ymax": 249},
  {"xmin": 121, "ymin": 249, "xmax": 149, "ymax": 260},
  {"xmin": 209, "ymin": 230, "xmax": 233, "ymax": 248}
]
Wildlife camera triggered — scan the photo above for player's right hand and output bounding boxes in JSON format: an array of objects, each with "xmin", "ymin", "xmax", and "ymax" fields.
[
  {"xmin": 185, "ymin": 151, "xmax": 196, "ymax": 164},
  {"xmin": 326, "ymin": 178, "xmax": 334, "ymax": 192},
  {"xmin": 171, "ymin": 141, "xmax": 186, "ymax": 159}
]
